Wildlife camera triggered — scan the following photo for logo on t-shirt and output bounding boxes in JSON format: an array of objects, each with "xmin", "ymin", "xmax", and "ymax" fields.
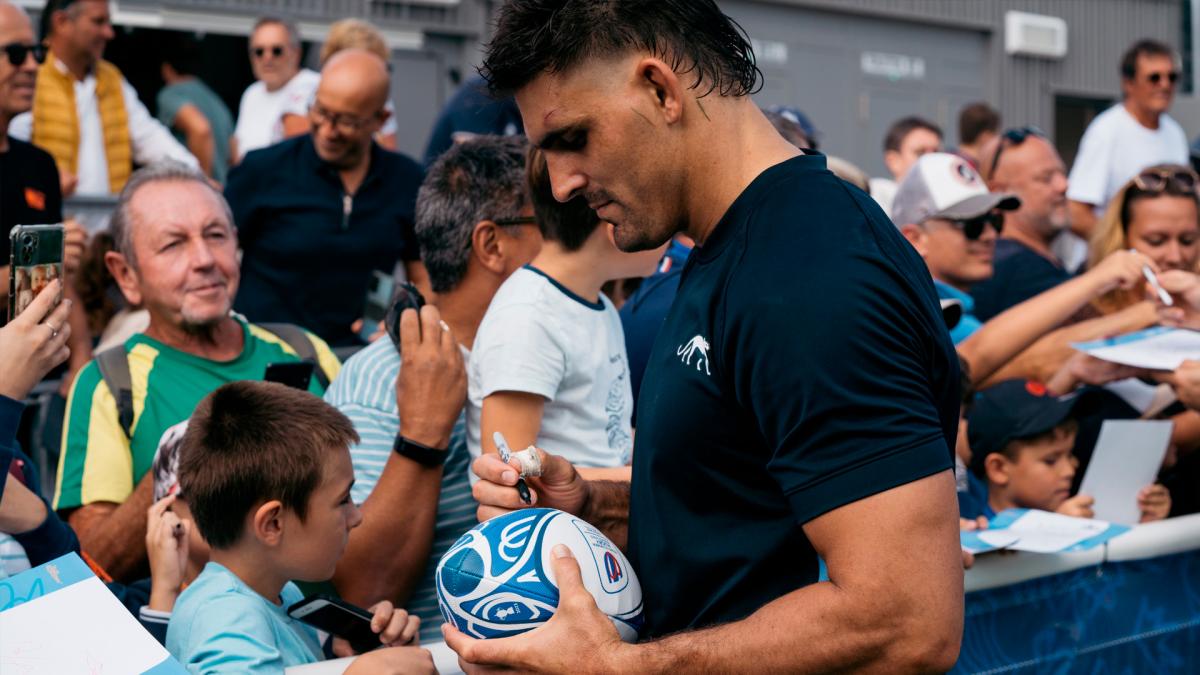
[
  {"xmin": 24, "ymin": 188, "xmax": 45, "ymax": 211},
  {"xmin": 677, "ymin": 335, "xmax": 711, "ymax": 376}
]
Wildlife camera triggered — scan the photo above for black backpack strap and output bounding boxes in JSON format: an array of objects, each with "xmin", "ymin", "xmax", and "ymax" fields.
[
  {"xmin": 259, "ymin": 323, "xmax": 330, "ymax": 390},
  {"xmin": 94, "ymin": 346, "xmax": 135, "ymax": 439}
]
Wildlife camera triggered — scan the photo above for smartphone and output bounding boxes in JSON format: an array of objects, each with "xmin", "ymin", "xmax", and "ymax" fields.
[
  {"xmin": 263, "ymin": 361, "xmax": 315, "ymax": 391},
  {"xmin": 359, "ymin": 270, "xmax": 396, "ymax": 342},
  {"xmin": 8, "ymin": 224, "xmax": 64, "ymax": 322},
  {"xmin": 287, "ymin": 595, "xmax": 379, "ymax": 653},
  {"xmin": 383, "ymin": 281, "xmax": 427, "ymax": 348}
]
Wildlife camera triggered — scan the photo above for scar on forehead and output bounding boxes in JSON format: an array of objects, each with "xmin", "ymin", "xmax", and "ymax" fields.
[{"xmin": 543, "ymin": 107, "xmax": 562, "ymax": 124}]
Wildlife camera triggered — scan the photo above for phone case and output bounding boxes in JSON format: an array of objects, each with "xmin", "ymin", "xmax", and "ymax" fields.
[{"xmin": 8, "ymin": 224, "xmax": 65, "ymax": 322}]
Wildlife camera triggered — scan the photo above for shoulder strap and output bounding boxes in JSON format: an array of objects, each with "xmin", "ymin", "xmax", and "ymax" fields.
[
  {"xmin": 259, "ymin": 323, "xmax": 330, "ymax": 390},
  {"xmin": 94, "ymin": 346, "xmax": 135, "ymax": 439}
]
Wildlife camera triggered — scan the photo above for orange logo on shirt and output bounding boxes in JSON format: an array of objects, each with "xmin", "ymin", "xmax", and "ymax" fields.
[{"xmin": 24, "ymin": 188, "xmax": 45, "ymax": 211}]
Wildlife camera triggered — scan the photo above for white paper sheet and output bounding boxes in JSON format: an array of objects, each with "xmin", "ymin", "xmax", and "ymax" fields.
[
  {"xmin": 1073, "ymin": 327, "xmax": 1200, "ymax": 371},
  {"xmin": 1078, "ymin": 420, "xmax": 1173, "ymax": 526},
  {"xmin": 284, "ymin": 641, "xmax": 464, "ymax": 675},
  {"xmin": 0, "ymin": 577, "xmax": 174, "ymax": 673},
  {"xmin": 999, "ymin": 510, "xmax": 1113, "ymax": 553}
]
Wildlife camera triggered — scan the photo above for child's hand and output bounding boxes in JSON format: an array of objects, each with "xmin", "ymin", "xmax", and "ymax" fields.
[
  {"xmin": 369, "ymin": 600, "xmax": 421, "ymax": 647},
  {"xmin": 344, "ymin": 646, "xmax": 435, "ymax": 675},
  {"xmin": 1056, "ymin": 494, "xmax": 1095, "ymax": 519},
  {"xmin": 1138, "ymin": 484, "xmax": 1172, "ymax": 523},
  {"xmin": 959, "ymin": 516, "xmax": 988, "ymax": 531},
  {"xmin": 145, "ymin": 495, "xmax": 190, "ymax": 611}
]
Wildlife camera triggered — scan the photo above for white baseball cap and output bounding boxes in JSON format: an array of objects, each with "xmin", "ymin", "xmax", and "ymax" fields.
[{"xmin": 892, "ymin": 153, "xmax": 1020, "ymax": 228}]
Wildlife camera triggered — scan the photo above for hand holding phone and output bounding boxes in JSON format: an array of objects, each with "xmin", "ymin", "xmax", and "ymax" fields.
[
  {"xmin": 287, "ymin": 596, "xmax": 420, "ymax": 654},
  {"xmin": 8, "ymin": 224, "xmax": 65, "ymax": 322},
  {"xmin": 0, "ymin": 280, "xmax": 71, "ymax": 400}
]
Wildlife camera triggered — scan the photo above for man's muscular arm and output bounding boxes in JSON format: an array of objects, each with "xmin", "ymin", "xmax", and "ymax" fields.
[{"xmin": 66, "ymin": 472, "xmax": 153, "ymax": 580}]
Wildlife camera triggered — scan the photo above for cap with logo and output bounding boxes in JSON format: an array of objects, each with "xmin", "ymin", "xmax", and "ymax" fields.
[
  {"xmin": 891, "ymin": 152, "xmax": 1021, "ymax": 228},
  {"xmin": 967, "ymin": 379, "xmax": 1080, "ymax": 477}
]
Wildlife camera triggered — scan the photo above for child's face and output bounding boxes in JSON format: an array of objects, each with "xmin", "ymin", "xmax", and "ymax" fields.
[
  {"xmin": 280, "ymin": 447, "xmax": 362, "ymax": 582},
  {"xmin": 997, "ymin": 431, "xmax": 1078, "ymax": 511}
]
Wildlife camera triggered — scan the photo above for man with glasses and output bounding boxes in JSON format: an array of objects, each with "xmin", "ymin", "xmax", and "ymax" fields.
[
  {"xmin": 10, "ymin": 0, "xmax": 195, "ymax": 197},
  {"xmin": 1067, "ymin": 39, "xmax": 1189, "ymax": 239},
  {"xmin": 972, "ymin": 128, "xmax": 1077, "ymax": 321},
  {"xmin": 232, "ymin": 16, "xmax": 319, "ymax": 161},
  {"xmin": 225, "ymin": 49, "xmax": 427, "ymax": 347},
  {"xmin": 893, "ymin": 153, "xmax": 1020, "ymax": 344}
]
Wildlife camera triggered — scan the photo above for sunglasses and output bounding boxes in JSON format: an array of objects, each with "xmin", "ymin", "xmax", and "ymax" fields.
[
  {"xmin": 2, "ymin": 43, "xmax": 46, "ymax": 67},
  {"xmin": 1147, "ymin": 70, "xmax": 1180, "ymax": 86},
  {"xmin": 493, "ymin": 215, "xmax": 538, "ymax": 227},
  {"xmin": 1133, "ymin": 167, "xmax": 1198, "ymax": 195},
  {"xmin": 252, "ymin": 45, "xmax": 286, "ymax": 59},
  {"xmin": 988, "ymin": 126, "xmax": 1046, "ymax": 178},
  {"xmin": 940, "ymin": 211, "xmax": 1004, "ymax": 241}
]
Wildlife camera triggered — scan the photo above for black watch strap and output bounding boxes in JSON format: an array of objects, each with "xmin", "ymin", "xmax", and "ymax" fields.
[{"xmin": 393, "ymin": 434, "xmax": 448, "ymax": 467}]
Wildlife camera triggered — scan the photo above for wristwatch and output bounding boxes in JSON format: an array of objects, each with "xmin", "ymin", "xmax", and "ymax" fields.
[{"xmin": 393, "ymin": 434, "xmax": 448, "ymax": 467}]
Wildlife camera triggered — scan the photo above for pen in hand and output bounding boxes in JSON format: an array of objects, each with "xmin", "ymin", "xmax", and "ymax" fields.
[
  {"xmin": 493, "ymin": 431, "xmax": 533, "ymax": 505},
  {"xmin": 1131, "ymin": 250, "xmax": 1174, "ymax": 306}
]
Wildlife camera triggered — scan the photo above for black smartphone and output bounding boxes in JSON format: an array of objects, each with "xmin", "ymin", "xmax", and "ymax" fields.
[
  {"xmin": 8, "ymin": 224, "xmax": 64, "ymax": 322},
  {"xmin": 287, "ymin": 595, "xmax": 379, "ymax": 653},
  {"xmin": 263, "ymin": 361, "xmax": 315, "ymax": 391},
  {"xmin": 384, "ymin": 281, "xmax": 427, "ymax": 348}
]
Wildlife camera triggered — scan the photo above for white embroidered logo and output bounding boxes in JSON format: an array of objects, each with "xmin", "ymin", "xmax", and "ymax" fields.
[{"xmin": 677, "ymin": 335, "xmax": 712, "ymax": 375}]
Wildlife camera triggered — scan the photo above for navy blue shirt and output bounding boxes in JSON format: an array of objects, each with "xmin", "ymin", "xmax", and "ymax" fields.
[
  {"xmin": 970, "ymin": 239, "xmax": 1072, "ymax": 322},
  {"xmin": 422, "ymin": 76, "xmax": 523, "ymax": 167},
  {"xmin": 619, "ymin": 239, "xmax": 691, "ymax": 422},
  {"xmin": 226, "ymin": 136, "xmax": 423, "ymax": 346},
  {"xmin": 627, "ymin": 154, "xmax": 959, "ymax": 637}
]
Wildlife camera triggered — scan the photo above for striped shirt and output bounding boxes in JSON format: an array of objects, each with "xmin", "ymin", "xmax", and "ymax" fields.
[
  {"xmin": 323, "ymin": 337, "xmax": 475, "ymax": 643},
  {"xmin": 54, "ymin": 316, "xmax": 340, "ymax": 511}
]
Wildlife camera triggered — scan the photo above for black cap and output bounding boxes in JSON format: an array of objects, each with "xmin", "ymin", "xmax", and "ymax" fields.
[{"xmin": 967, "ymin": 380, "xmax": 1080, "ymax": 476}]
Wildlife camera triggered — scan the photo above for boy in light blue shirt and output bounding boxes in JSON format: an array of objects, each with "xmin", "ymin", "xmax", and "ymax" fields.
[{"xmin": 166, "ymin": 381, "xmax": 434, "ymax": 674}]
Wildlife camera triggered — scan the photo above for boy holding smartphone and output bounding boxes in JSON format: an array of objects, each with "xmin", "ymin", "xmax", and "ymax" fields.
[{"xmin": 166, "ymin": 381, "xmax": 434, "ymax": 674}]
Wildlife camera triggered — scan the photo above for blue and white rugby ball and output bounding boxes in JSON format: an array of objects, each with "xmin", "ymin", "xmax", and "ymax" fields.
[{"xmin": 436, "ymin": 508, "xmax": 644, "ymax": 641}]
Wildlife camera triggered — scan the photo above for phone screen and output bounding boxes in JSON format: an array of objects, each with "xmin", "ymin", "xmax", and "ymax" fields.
[
  {"xmin": 8, "ymin": 224, "xmax": 65, "ymax": 322},
  {"xmin": 288, "ymin": 597, "xmax": 378, "ymax": 652},
  {"xmin": 263, "ymin": 362, "xmax": 315, "ymax": 391}
]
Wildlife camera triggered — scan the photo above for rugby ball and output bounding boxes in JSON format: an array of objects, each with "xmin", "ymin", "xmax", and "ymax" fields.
[{"xmin": 436, "ymin": 508, "xmax": 644, "ymax": 641}]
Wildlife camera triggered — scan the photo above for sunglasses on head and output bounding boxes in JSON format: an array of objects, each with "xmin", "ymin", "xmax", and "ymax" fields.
[
  {"xmin": 1, "ymin": 43, "xmax": 46, "ymax": 67},
  {"xmin": 252, "ymin": 45, "xmax": 285, "ymax": 59},
  {"xmin": 988, "ymin": 126, "xmax": 1046, "ymax": 178},
  {"xmin": 940, "ymin": 211, "xmax": 1004, "ymax": 241},
  {"xmin": 1147, "ymin": 70, "xmax": 1180, "ymax": 86},
  {"xmin": 1133, "ymin": 167, "xmax": 1198, "ymax": 195}
]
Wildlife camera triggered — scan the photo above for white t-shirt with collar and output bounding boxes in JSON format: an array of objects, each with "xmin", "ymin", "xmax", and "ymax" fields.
[
  {"xmin": 1067, "ymin": 104, "xmax": 1188, "ymax": 213},
  {"xmin": 233, "ymin": 68, "xmax": 320, "ymax": 157},
  {"xmin": 9, "ymin": 59, "xmax": 198, "ymax": 196},
  {"xmin": 466, "ymin": 266, "xmax": 634, "ymax": 478}
]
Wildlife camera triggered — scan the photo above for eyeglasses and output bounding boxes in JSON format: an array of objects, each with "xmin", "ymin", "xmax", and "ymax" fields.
[
  {"xmin": 988, "ymin": 126, "xmax": 1046, "ymax": 178},
  {"xmin": 929, "ymin": 211, "xmax": 1004, "ymax": 241},
  {"xmin": 252, "ymin": 45, "xmax": 285, "ymax": 59},
  {"xmin": 1, "ymin": 43, "xmax": 46, "ymax": 67},
  {"xmin": 493, "ymin": 215, "xmax": 538, "ymax": 227},
  {"xmin": 308, "ymin": 102, "xmax": 376, "ymax": 135},
  {"xmin": 1132, "ymin": 167, "xmax": 1198, "ymax": 195},
  {"xmin": 1147, "ymin": 70, "xmax": 1180, "ymax": 86}
]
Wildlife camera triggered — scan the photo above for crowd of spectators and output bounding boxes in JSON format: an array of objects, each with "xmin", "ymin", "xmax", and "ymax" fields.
[{"xmin": 1, "ymin": 0, "xmax": 1200, "ymax": 672}]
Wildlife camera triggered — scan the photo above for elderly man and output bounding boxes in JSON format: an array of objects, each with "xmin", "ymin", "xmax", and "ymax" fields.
[
  {"xmin": 226, "ymin": 49, "xmax": 428, "ymax": 347},
  {"xmin": 54, "ymin": 162, "xmax": 340, "ymax": 581},
  {"xmin": 326, "ymin": 135, "xmax": 541, "ymax": 641},
  {"xmin": 10, "ymin": 0, "xmax": 195, "ymax": 196},
  {"xmin": 232, "ymin": 15, "xmax": 319, "ymax": 160}
]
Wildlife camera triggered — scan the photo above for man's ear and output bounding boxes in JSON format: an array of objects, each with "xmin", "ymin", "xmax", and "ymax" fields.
[
  {"xmin": 471, "ymin": 220, "xmax": 507, "ymax": 276},
  {"xmin": 104, "ymin": 251, "xmax": 143, "ymax": 308},
  {"xmin": 899, "ymin": 223, "xmax": 927, "ymax": 257},
  {"xmin": 634, "ymin": 57, "xmax": 685, "ymax": 125},
  {"xmin": 252, "ymin": 500, "xmax": 286, "ymax": 547},
  {"xmin": 984, "ymin": 453, "xmax": 1011, "ymax": 488}
]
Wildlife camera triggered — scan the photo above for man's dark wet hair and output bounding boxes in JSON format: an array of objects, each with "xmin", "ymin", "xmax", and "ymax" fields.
[{"xmin": 481, "ymin": 0, "xmax": 761, "ymax": 98}]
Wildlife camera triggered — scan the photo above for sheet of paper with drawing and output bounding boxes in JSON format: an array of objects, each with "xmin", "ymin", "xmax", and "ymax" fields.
[
  {"xmin": 959, "ymin": 509, "xmax": 1130, "ymax": 554},
  {"xmin": 1078, "ymin": 420, "xmax": 1173, "ymax": 526},
  {"xmin": 0, "ymin": 553, "xmax": 186, "ymax": 674},
  {"xmin": 1073, "ymin": 327, "xmax": 1200, "ymax": 371}
]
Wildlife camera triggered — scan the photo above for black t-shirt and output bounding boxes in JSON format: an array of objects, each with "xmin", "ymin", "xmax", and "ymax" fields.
[
  {"xmin": 627, "ymin": 154, "xmax": 958, "ymax": 638},
  {"xmin": 1, "ymin": 137, "xmax": 64, "ymax": 263},
  {"xmin": 225, "ymin": 136, "xmax": 423, "ymax": 347},
  {"xmin": 970, "ymin": 238, "xmax": 1072, "ymax": 322}
]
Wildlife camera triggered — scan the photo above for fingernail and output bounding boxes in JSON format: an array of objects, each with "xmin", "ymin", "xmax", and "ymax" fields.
[
  {"xmin": 502, "ymin": 470, "xmax": 517, "ymax": 483},
  {"xmin": 552, "ymin": 544, "xmax": 572, "ymax": 559}
]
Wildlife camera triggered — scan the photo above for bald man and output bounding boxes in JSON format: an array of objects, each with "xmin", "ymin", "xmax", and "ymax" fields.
[{"xmin": 225, "ymin": 49, "xmax": 429, "ymax": 347}]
